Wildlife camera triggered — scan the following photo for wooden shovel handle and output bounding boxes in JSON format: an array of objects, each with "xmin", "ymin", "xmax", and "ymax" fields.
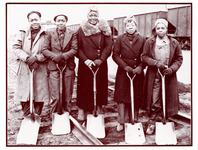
[
  {"xmin": 56, "ymin": 64, "xmax": 66, "ymax": 114},
  {"xmin": 126, "ymin": 72, "xmax": 136, "ymax": 124},
  {"xmin": 158, "ymin": 69, "xmax": 166, "ymax": 123}
]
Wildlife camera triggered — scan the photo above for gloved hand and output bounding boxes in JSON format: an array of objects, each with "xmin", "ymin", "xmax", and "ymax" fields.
[
  {"xmin": 29, "ymin": 62, "xmax": 39, "ymax": 71},
  {"xmin": 84, "ymin": 59, "xmax": 95, "ymax": 68},
  {"xmin": 163, "ymin": 68, "xmax": 173, "ymax": 75},
  {"xmin": 124, "ymin": 66, "xmax": 133, "ymax": 73},
  {"xmin": 52, "ymin": 53, "xmax": 65, "ymax": 63},
  {"xmin": 94, "ymin": 59, "xmax": 103, "ymax": 67},
  {"xmin": 155, "ymin": 61, "xmax": 167, "ymax": 70},
  {"xmin": 26, "ymin": 56, "xmax": 37, "ymax": 65},
  {"xmin": 133, "ymin": 66, "xmax": 143, "ymax": 75}
]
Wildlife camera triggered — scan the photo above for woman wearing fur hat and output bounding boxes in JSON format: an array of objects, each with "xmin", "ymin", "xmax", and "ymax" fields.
[
  {"xmin": 141, "ymin": 18, "xmax": 183, "ymax": 135},
  {"xmin": 112, "ymin": 16, "xmax": 146, "ymax": 131},
  {"xmin": 76, "ymin": 6, "xmax": 113, "ymax": 124}
]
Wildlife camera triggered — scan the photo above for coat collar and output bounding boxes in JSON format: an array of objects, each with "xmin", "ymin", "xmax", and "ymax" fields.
[
  {"xmin": 81, "ymin": 19, "xmax": 111, "ymax": 36},
  {"xmin": 51, "ymin": 27, "xmax": 73, "ymax": 50},
  {"xmin": 121, "ymin": 32, "xmax": 139, "ymax": 56}
]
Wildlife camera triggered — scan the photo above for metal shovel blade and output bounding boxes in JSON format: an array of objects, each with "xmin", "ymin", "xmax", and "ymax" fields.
[
  {"xmin": 125, "ymin": 122, "xmax": 145, "ymax": 144},
  {"xmin": 155, "ymin": 122, "xmax": 177, "ymax": 145},
  {"xmin": 16, "ymin": 114, "xmax": 40, "ymax": 145},
  {"xmin": 86, "ymin": 114, "xmax": 105, "ymax": 138},
  {"xmin": 51, "ymin": 112, "xmax": 71, "ymax": 135}
]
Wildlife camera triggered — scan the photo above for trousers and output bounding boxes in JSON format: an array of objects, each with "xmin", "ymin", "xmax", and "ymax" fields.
[{"xmin": 49, "ymin": 67, "xmax": 75, "ymax": 113}]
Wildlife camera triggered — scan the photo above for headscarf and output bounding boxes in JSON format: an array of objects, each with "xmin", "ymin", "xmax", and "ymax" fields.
[{"xmin": 154, "ymin": 18, "xmax": 168, "ymax": 28}]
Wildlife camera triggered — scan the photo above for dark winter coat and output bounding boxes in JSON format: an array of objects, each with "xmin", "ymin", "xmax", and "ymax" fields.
[
  {"xmin": 42, "ymin": 28, "xmax": 77, "ymax": 71},
  {"xmin": 12, "ymin": 27, "xmax": 49, "ymax": 102},
  {"xmin": 112, "ymin": 33, "xmax": 146, "ymax": 109},
  {"xmin": 76, "ymin": 20, "xmax": 113, "ymax": 112},
  {"xmin": 141, "ymin": 36, "xmax": 183, "ymax": 117}
]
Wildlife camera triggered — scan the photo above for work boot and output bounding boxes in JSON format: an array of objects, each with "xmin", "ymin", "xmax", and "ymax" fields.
[
  {"xmin": 117, "ymin": 123, "xmax": 124, "ymax": 132},
  {"xmin": 146, "ymin": 124, "xmax": 155, "ymax": 135}
]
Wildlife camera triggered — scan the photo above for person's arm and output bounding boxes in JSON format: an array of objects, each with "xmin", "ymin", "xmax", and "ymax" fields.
[
  {"xmin": 112, "ymin": 35, "xmax": 128, "ymax": 69},
  {"xmin": 169, "ymin": 40, "xmax": 183, "ymax": 72},
  {"xmin": 62, "ymin": 32, "xmax": 78, "ymax": 60},
  {"xmin": 12, "ymin": 30, "xmax": 29, "ymax": 61},
  {"xmin": 100, "ymin": 35, "xmax": 113, "ymax": 62}
]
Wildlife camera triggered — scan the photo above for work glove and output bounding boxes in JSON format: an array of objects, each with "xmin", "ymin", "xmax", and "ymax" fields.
[
  {"xmin": 133, "ymin": 66, "xmax": 143, "ymax": 75},
  {"xmin": 94, "ymin": 59, "xmax": 103, "ymax": 67},
  {"xmin": 29, "ymin": 62, "xmax": 39, "ymax": 71},
  {"xmin": 155, "ymin": 61, "xmax": 167, "ymax": 70},
  {"xmin": 26, "ymin": 56, "xmax": 37, "ymax": 65},
  {"xmin": 163, "ymin": 68, "xmax": 173, "ymax": 76},
  {"xmin": 52, "ymin": 53, "xmax": 65, "ymax": 63},
  {"xmin": 84, "ymin": 59, "xmax": 95, "ymax": 68},
  {"xmin": 124, "ymin": 66, "xmax": 133, "ymax": 73}
]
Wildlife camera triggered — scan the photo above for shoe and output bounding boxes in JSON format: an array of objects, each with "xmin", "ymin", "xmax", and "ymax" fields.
[
  {"xmin": 146, "ymin": 124, "xmax": 155, "ymax": 135},
  {"xmin": 117, "ymin": 123, "xmax": 124, "ymax": 132}
]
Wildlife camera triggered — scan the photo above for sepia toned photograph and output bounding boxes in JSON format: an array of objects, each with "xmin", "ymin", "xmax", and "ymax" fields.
[{"xmin": 6, "ymin": 2, "xmax": 192, "ymax": 146}]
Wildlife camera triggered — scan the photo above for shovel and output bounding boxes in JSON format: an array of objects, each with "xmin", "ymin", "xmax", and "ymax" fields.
[
  {"xmin": 125, "ymin": 72, "xmax": 145, "ymax": 144},
  {"xmin": 155, "ymin": 69, "xmax": 177, "ymax": 145},
  {"xmin": 51, "ymin": 64, "xmax": 71, "ymax": 135},
  {"xmin": 86, "ymin": 65, "xmax": 105, "ymax": 138},
  {"xmin": 16, "ymin": 69, "xmax": 41, "ymax": 145}
]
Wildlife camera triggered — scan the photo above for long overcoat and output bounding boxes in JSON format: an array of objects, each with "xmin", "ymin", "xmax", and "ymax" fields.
[
  {"xmin": 112, "ymin": 33, "xmax": 145, "ymax": 110},
  {"xmin": 13, "ymin": 27, "xmax": 49, "ymax": 102},
  {"xmin": 141, "ymin": 36, "xmax": 183, "ymax": 117},
  {"xmin": 76, "ymin": 27, "xmax": 112, "ymax": 112}
]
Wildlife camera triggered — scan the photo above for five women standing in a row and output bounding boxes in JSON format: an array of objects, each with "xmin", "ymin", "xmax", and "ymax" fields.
[{"xmin": 13, "ymin": 6, "xmax": 183, "ymax": 136}]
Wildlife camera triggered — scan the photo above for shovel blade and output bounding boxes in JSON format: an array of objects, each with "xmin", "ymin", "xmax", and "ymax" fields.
[
  {"xmin": 87, "ymin": 114, "xmax": 105, "ymax": 138},
  {"xmin": 155, "ymin": 122, "xmax": 177, "ymax": 145},
  {"xmin": 51, "ymin": 112, "xmax": 71, "ymax": 135},
  {"xmin": 125, "ymin": 123, "xmax": 145, "ymax": 144},
  {"xmin": 16, "ymin": 115, "xmax": 40, "ymax": 145}
]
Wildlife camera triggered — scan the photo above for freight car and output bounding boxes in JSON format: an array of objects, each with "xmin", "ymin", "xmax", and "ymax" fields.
[
  {"xmin": 112, "ymin": 5, "xmax": 191, "ymax": 50},
  {"xmin": 66, "ymin": 5, "xmax": 191, "ymax": 50}
]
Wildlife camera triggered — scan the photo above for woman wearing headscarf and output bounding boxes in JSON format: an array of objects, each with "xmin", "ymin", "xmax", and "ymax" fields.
[
  {"xmin": 76, "ymin": 6, "xmax": 113, "ymax": 123},
  {"xmin": 141, "ymin": 18, "xmax": 183, "ymax": 134},
  {"xmin": 112, "ymin": 16, "xmax": 146, "ymax": 131}
]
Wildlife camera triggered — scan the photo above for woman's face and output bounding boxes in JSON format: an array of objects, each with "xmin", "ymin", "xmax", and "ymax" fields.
[
  {"xmin": 55, "ymin": 16, "xmax": 67, "ymax": 30},
  {"xmin": 87, "ymin": 11, "xmax": 99, "ymax": 25},
  {"xmin": 125, "ymin": 21, "xmax": 137, "ymax": 34},
  {"xmin": 155, "ymin": 23, "xmax": 167, "ymax": 38},
  {"xmin": 28, "ymin": 13, "xmax": 41, "ymax": 29}
]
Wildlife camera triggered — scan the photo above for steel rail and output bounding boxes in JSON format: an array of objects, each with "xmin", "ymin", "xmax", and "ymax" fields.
[{"xmin": 69, "ymin": 116, "xmax": 103, "ymax": 145}]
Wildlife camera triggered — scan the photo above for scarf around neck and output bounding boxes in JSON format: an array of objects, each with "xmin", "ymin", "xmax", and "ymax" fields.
[{"xmin": 81, "ymin": 19, "xmax": 111, "ymax": 36}]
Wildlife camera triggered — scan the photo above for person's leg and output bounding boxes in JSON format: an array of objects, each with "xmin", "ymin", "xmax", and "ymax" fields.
[
  {"xmin": 63, "ymin": 67, "xmax": 75, "ymax": 112},
  {"xmin": 117, "ymin": 103, "xmax": 125, "ymax": 131},
  {"xmin": 49, "ymin": 71, "xmax": 60, "ymax": 113},
  {"xmin": 146, "ymin": 73, "xmax": 162, "ymax": 135}
]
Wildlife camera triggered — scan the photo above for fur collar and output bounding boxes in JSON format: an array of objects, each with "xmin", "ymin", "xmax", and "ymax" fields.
[{"xmin": 81, "ymin": 19, "xmax": 111, "ymax": 36}]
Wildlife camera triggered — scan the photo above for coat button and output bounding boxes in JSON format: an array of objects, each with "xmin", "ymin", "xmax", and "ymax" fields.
[
  {"xmin": 134, "ymin": 58, "xmax": 137, "ymax": 61},
  {"xmin": 134, "ymin": 65, "xmax": 137, "ymax": 67},
  {"xmin": 98, "ymin": 50, "xmax": 100, "ymax": 53}
]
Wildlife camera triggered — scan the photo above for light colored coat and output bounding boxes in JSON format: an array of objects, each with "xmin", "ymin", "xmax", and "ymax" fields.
[{"xmin": 13, "ymin": 27, "xmax": 49, "ymax": 102}]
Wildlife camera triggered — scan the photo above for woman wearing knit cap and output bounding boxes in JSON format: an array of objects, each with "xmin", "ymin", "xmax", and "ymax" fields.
[
  {"xmin": 112, "ymin": 16, "xmax": 146, "ymax": 131},
  {"xmin": 141, "ymin": 18, "xmax": 183, "ymax": 134},
  {"xmin": 76, "ymin": 6, "xmax": 113, "ymax": 124}
]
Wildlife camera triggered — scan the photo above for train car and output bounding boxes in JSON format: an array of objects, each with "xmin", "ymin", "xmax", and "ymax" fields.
[{"xmin": 168, "ymin": 5, "xmax": 191, "ymax": 49}]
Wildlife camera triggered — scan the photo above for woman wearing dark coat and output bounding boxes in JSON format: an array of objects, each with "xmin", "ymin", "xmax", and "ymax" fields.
[
  {"xmin": 76, "ymin": 6, "xmax": 113, "ymax": 122},
  {"xmin": 141, "ymin": 18, "xmax": 183, "ymax": 134},
  {"xmin": 113, "ymin": 16, "xmax": 146, "ymax": 132}
]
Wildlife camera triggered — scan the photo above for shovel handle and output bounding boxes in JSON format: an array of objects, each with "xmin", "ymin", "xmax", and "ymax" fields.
[
  {"xmin": 126, "ymin": 72, "xmax": 136, "ymax": 124},
  {"xmin": 89, "ymin": 66, "xmax": 99, "ymax": 115},
  {"xmin": 56, "ymin": 64, "xmax": 67, "ymax": 114},
  {"xmin": 158, "ymin": 69, "xmax": 166, "ymax": 122},
  {"xmin": 29, "ymin": 69, "xmax": 34, "ymax": 114}
]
